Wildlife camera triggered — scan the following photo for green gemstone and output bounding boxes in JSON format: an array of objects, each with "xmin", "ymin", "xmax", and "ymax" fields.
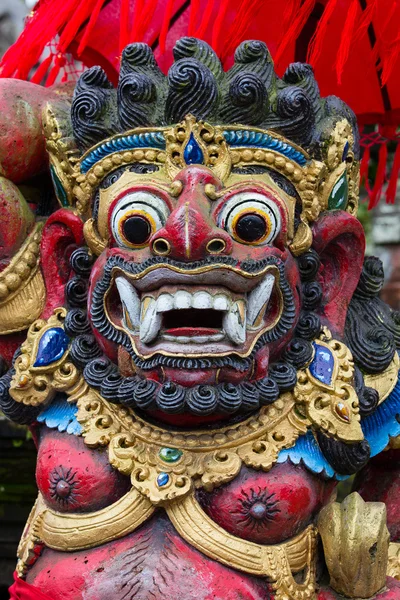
[
  {"xmin": 328, "ymin": 173, "xmax": 348, "ymax": 210},
  {"xmin": 159, "ymin": 447, "xmax": 183, "ymax": 463}
]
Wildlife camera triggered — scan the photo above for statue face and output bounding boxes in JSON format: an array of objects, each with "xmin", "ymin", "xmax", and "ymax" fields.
[
  {"xmin": 37, "ymin": 36, "xmax": 365, "ymax": 419},
  {"xmin": 88, "ymin": 157, "xmax": 302, "ymax": 393}
]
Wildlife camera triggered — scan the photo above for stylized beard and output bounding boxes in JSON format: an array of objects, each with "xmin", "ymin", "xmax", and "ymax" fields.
[{"xmin": 79, "ymin": 254, "xmax": 305, "ymax": 416}]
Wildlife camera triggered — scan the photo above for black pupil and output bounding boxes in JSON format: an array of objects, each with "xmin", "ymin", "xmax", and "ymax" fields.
[
  {"xmin": 235, "ymin": 213, "xmax": 267, "ymax": 242},
  {"xmin": 122, "ymin": 215, "xmax": 151, "ymax": 245}
]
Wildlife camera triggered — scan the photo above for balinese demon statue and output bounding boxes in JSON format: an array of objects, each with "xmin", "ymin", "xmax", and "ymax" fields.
[{"xmin": 2, "ymin": 37, "xmax": 400, "ymax": 600}]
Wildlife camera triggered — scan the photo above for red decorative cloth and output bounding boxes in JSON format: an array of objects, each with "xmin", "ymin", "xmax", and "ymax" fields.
[{"xmin": 8, "ymin": 572, "xmax": 54, "ymax": 600}]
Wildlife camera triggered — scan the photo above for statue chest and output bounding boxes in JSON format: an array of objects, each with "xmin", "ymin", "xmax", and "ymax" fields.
[{"xmin": 36, "ymin": 427, "xmax": 335, "ymax": 542}]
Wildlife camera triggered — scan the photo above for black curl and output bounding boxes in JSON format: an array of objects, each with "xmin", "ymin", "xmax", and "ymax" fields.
[
  {"xmin": 302, "ymin": 281, "xmax": 323, "ymax": 311},
  {"xmin": 117, "ymin": 376, "xmax": 141, "ymax": 406},
  {"xmin": 255, "ymin": 377, "xmax": 280, "ymax": 405},
  {"xmin": 133, "ymin": 379, "xmax": 159, "ymax": 410},
  {"xmin": 100, "ymin": 371, "xmax": 124, "ymax": 402},
  {"xmin": 69, "ymin": 247, "xmax": 94, "ymax": 278},
  {"xmin": 173, "ymin": 38, "xmax": 223, "ymax": 81},
  {"xmin": 65, "ymin": 276, "xmax": 88, "ymax": 309},
  {"xmin": 297, "ymin": 249, "xmax": 320, "ymax": 282},
  {"xmin": 283, "ymin": 338, "xmax": 314, "ymax": 369},
  {"xmin": 268, "ymin": 362, "xmax": 297, "ymax": 392},
  {"xmin": 353, "ymin": 366, "xmax": 379, "ymax": 417},
  {"xmin": 354, "ymin": 256, "xmax": 385, "ymax": 299},
  {"xmin": 317, "ymin": 431, "xmax": 370, "ymax": 475},
  {"xmin": 265, "ymin": 86, "xmax": 315, "ymax": 147},
  {"xmin": 187, "ymin": 385, "xmax": 218, "ymax": 416},
  {"xmin": 218, "ymin": 382, "xmax": 242, "ymax": 414},
  {"xmin": 346, "ymin": 308, "xmax": 396, "ymax": 374},
  {"xmin": 69, "ymin": 334, "xmax": 103, "ymax": 370},
  {"xmin": 220, "ymin": 72, "xmax": 267, "ymax": 125},
  {"xmin": 165, "ymin": 58, "xmax": 218, "ymax": 123},
  {"xmin": 83, "ymin": 357, "xmax": 116, "ymax": 389},
  {"xmin": 295, "ymin": 312, "xmax": 322, "ymax": 341},
  {"xmin": 71, "ymin": 66, "xmax": 117, "ymax": 150},
  {"xmin": 240, "ymin": 382, "xmax": 260, "ymax": 411},
  {"xmin": 64, "ymin": 309, "xmax": 91, "ymax": 337},
  {"xmin": 118, "ymin": 73, "xmax": 157, "ymax": 129},
  {"xmin": 156, "ymin": 382, "xmax": 186, "ymax": 413}
]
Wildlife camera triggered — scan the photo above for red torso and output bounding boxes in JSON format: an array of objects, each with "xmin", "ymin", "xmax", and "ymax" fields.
[{"xmin": 27, "ymin": 426, "xmax": 336, "ymax": 599}]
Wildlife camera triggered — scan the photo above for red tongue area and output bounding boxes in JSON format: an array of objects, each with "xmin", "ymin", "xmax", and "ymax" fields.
[{"xmin": 164, "ymin": 327, "xmax": 220, "ymax": 337}]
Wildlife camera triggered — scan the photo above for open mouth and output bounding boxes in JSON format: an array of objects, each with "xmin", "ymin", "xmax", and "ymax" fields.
[{"xmin": 105, "ymin": 263, "xmax": 282, "ymax": 359}]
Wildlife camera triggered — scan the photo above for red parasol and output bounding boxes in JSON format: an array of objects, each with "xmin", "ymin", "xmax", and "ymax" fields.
[{"xmin": 1, "ymin": 0, "xmax": 400, "ymax": 206}]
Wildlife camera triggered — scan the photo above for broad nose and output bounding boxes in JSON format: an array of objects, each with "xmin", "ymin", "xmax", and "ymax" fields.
[{"xmin": 150, "ymin": 167, "xmax": 232, "ymax": 261}]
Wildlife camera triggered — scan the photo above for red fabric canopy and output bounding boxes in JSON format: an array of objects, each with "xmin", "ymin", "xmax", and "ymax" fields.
[{"xmin": 1, "ymin": 0, "xmax": 400, "ymax": 205}]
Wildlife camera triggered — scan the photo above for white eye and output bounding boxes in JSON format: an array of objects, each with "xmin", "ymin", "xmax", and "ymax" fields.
[
  {"xmin": 111, "ymin": 191, "xmax": 169, "ymax": 249},
  {"xmin": 218, "ymin": 192, "xmax": 281, "ymax": 245}
]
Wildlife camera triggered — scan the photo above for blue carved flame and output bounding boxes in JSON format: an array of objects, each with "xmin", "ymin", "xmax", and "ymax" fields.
[
  {"xmin": 183, "ymin": 133, "xmax": 204, "ymax": 165},
  {"xmin": 33, "ymin": 327, "xmax": 70, "ymax": 368}
]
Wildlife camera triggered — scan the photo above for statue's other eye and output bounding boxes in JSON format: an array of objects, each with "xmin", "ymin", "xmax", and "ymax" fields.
[
  {"xmin": 218, "ymin": 192, "xmax": 281, "ymax": 245},
  {"xmin": 111, "ymin": 191, "xmax": 169, "ymax": 249}
]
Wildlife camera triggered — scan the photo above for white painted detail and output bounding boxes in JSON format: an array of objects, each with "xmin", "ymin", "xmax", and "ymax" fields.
[
  {"xmin": 223, "ymin": 301, "xmax": 246, "ymax": 345},
  {"xmin": 247, "ymin": 273, "xmax": 275, "ymax": 327},
  {"xmin": 115, "ymin": 276, "xmax": 141, "ymax": 329}
]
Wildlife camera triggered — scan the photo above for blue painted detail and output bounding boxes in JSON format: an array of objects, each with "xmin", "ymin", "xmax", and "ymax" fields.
[
  {"xmin": 277, "ymin": 360, "xmax": 400, "ymax": 481},
  {"xmin": 38, "ymin": 395, "xmax": 82, "ymax": 436},
  {"xmin": 223, "ymin": 130, "xmax": 308, "ymax": 166},
  {"xmin": 33, "ymin": 328, "xmax": 70, "ymax": 368},
  {"xmin": 277, "ymin": 430, "xmax": 347, "ymax": 480},
  {"xmin": 50, "ymin": 165, "xmax": 69, "ymax": 207},
  {"xmin": 157, "ymin": 472, "xmax": 170, "ymax": 487},
  {"xmin": 309, "ymin": 343, "xmax": 335, "ymax": 386},
  {"xmin": 362, "ymin": 370, "xmax": 400, "ymax": 458},
  {"xmin": 183, "ymin": 133, "xmax": 204, "ymax": 164},
  {"xmin": 80, "ymin": 131, "xmax": 166, "ymax": 173},
  {"xmin": 342, "ymin": 141, "xmax": 349, "ymax": 162}
]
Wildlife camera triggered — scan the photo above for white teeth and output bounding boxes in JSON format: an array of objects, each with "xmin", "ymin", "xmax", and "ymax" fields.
[
  {"xmin": 156, "ymin": 294, "xmax": 174, "ymax": 312},
  {"xmin": 115, "ymin": 275, "xmax": 275, "ymax": 347},
  {"xmin": 192, "ymin": 291, "xmax": 213, "ymax": 309},
  {"xmin": 174, "ymin": 290, "xmax": 192, "ymax": 309},
  {"xmin": 223, "ymin": 301, "xmax": 246, "ymax": 345},
  {"xmin": 162, "ymin": 333, "xmax": 225, "ymax": 344},
  {"xmin": 247, "ymin": 274, "xmax": 275, "ymax": 328},
  {"xmin": 213, "ymin": 294, "xmax": 230, "ymax": 311},
  {"xmin": 140, "ymin": 298, "xmax": 162, "ymax": 344},
  {"xmin": 115, "ymin": 276, "xmax": 140, "ymax": 330}
]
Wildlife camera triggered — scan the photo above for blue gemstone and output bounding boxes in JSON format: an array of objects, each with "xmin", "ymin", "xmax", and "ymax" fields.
[
  {"xmin": 33, "ymin": 328, "xmax": 70, "ymax": 367},
  {"xmin": 157, "ymin": 472, "xmax": 170, "ymax": 487},
  {"xmin": 183, "ymin": 133, "xmax": 204, "ymax": 165},
  {"xmin": 309, "ymin": 343, "xmax": 335, "ymax": 386}
]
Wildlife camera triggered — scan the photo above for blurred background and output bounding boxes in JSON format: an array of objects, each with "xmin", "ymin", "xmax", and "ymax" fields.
[{"xmin": 0, "ymin": 0, "xmax": 399, "ymax": 597}]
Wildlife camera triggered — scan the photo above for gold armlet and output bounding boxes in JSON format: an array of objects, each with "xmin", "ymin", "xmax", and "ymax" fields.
[
  {"xmin": 166, "ymin": 492, "xmax": 317, "ymax": 600},
  {"xmin": 17, "ymin": 488, "xmax": 154, "ymax": 575},
  {"xmin": 0, "ymin": 222, "xmax": 45, "ymax": 334}
]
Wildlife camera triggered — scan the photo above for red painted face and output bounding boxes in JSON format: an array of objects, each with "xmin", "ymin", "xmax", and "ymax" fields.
[{"xmin": 88, "ymin": 164, "xmax": 302, "ymax": 394}]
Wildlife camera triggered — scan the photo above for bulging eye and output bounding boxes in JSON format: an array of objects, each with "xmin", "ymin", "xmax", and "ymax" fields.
[
  {"xmin": 218, "ymin": 192, "xmax": 281, "ymax": 245},
  {"xmin": 111, "ymin": 191, "xmax": 169, "ymax": 248}
]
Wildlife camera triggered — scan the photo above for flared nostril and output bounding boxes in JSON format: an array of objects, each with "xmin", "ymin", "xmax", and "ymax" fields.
[
  {"xmin": 152, "ymin": 238, "xmax": 171, "ymax": 256},
  {"xmin": 206, "ymin": 238, "xmax": 226, "ymax": 255}
]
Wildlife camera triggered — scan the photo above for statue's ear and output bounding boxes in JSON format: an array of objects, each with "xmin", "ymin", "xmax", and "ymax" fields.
[
  {"xmin": 40, "ymin": 209, "xmax": 84, "ymax": 318},
  {"xmin": 311, "ymin": 212, "xmax": 365, "ymax": 337}
]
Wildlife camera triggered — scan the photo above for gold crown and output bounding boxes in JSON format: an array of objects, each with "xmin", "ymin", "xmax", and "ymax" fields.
[{"xmin": 43, "ymin": 107, "xmax": 359, "ymax": 256}]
